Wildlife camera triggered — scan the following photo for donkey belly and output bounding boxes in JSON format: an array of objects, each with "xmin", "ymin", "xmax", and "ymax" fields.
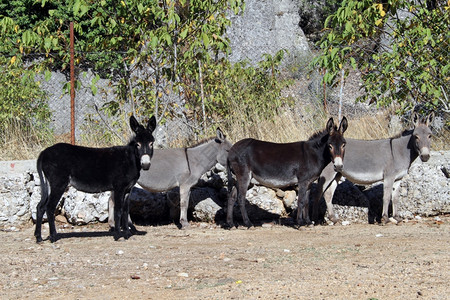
[
  {"xmin": 341, "ymin": 169, "xmax": 384, "ymax": 185},
  {"xmin": 69, "ymin": 176, "xmax": 113, "ymax": 193},
  {"xmin": 252, "ymin": 173, "xmax": 297, "ymax": 189},
  {"xmin": 137, "ymin": 171, "xmax": 179, "ymax": 193}
]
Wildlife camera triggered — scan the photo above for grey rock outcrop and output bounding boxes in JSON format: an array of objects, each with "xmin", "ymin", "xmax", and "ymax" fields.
[
  {"xmin": 227, "ymin": 0, "xmax": 310, "ymax": 65},
  {"xmin": 1, "ymin": 151, "xmax": 448, "ymax": 229}
]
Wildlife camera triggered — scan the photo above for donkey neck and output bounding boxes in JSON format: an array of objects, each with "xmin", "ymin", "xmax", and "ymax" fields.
[
  {"xmin": 392, "ymin": 132, "xmax": 419, "ymax": 167},
  {"xmin": 125, "ymin": 142, "xmax": 142, "ymax": 171},
  {"xmin": 305, "ymin": 135, "xmax": 332, "ymax": 173},
  {"xmin": 185, "ymin": 140, "xmax": 218, "ymax": 176}
]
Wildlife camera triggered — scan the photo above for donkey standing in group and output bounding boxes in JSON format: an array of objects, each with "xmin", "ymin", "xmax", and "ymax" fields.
[
  {"xmin": 108, "ymin": 128, "xmax": 232, "ymax": 230},
  {"xmin": 312, "ymin": 112, "xmax": 434, "ymax": 225},
  {"xmin": 34, "ymin": 115, "xmax": 156, "ymax": 242},
  {"xmin": 226, "ymin": 117, "xmax": 348, "ymax": 228}
]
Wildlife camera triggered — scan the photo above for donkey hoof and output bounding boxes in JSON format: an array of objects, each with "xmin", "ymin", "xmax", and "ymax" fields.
[
  {"xmin": 329, "ymin": 216, "xmax": 339, "ymax": 224},
  {"xmin": 296, "ymin": 219, "xmax": 308, "ymax": 227},
  {"xmin": 244, "ymin": 222, "xmax": 254, "ymax": 229},
  {"xmin": 35, "ymin": 236, "xmax": 43, "ymax": 243},
  {"xmin": 49, "ymin": 235, "xmax": 58, "ymax": 243},
  {"xmin": 223, "ymin": 222, "xmax": 235, "ymax": 230},
  {"xmin": 129, "ymin": 225, "xmax": 138, "ymax": 235},
  {"xmin": 388, "ymin": 217, "xmax": 398, "ymax": 224},
  {"xmin": 180, "ymin": 221, "xmax": 190, "ymax": 230},
  {"xmin": 394, "ymin": 216, "xmax": 403, "ymax": 223},
  {"xmin": 381, "ymin": 216, "xmax": 390, "ymax": 225}
]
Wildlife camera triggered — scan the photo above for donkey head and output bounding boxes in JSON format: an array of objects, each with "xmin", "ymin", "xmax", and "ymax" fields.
[
  {"xmin": 411, "ymin": 112, "xmax": 433, "ymax": 162},
  {"xmin": 214, "ymin": 128, "xmax": 232, "ymax": 166},
  {"xmin": 130, "ymin": 115, "xmax": 157, "ymax": 170},
  {"xmin": 326, "ymin": 116, "xmax": 348, "ymax": 172}
]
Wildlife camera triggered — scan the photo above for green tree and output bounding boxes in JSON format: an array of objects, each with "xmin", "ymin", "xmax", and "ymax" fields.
[
  {"xmin": 1, "ymin": 0, "xmax": 248, "ymax": 127},
  {"xmin": 312, "ymin": 0, "xmax": 449, "ymax": 117}
]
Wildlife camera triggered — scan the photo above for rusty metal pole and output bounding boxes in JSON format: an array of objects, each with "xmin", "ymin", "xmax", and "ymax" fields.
[{"xmin": 70, "ymin": 21, "xmax": 75, "ymax": 145}]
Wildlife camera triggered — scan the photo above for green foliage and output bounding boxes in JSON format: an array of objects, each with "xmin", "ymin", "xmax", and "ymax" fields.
[
  {"xmin": 0, "ymin": 58, "xmax": 51, "ymax": 133},
  {"xmin": 200, "ymin": 49, "xmax": 292, "ymax": 122},
  {"xmin": 312, "ymin": 0, "xmax": 449, "ymax": 116},
  {"xmin": 1, "ymin": 0, "xmax": 289, "ymax": 135},
  {"xmin": 1, "ymin": 0, "xmax": 259, "ymax": 129}
]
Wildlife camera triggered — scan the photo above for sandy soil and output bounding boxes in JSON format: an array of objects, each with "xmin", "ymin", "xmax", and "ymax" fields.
[{"xmin": 0, "ymin": 216, "xmax": 448, "ymax": 300}]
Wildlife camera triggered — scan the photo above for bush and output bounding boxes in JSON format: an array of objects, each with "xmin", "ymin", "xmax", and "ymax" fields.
[{"xmin": 0, "ymin": 61, "xmax": 51, "ymax": 133}]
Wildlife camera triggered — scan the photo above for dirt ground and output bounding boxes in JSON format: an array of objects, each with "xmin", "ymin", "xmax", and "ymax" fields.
[{"xmin": 0, "ymin": 216, "xmax": 449, "ymax": 300}]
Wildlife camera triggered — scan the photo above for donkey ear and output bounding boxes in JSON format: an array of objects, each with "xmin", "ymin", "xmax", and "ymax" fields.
[
  {"xmin": 147, "ymin": 115, "xmax": 157, "ymax": 132},
  {"xmin": 130, "ymin": 115, "xmax": 140, "ymax": 133},
  {"xmin": 425, "ymin": 112, "xmax": 434, "ymax": 127},
  {"xmin": 216, "ymin": 127, "xmax": 225, "ymax": 142},
  {"xmin": 326, "ymin": 117, "xmax": 335, "ymax": 134},
  {"xmin": 412, "ymin": 112, "xmax": 420, "ymax": 127},
  {"xmin": 339, "ymin": 116, "xmax": 348, "ymax": 134}
]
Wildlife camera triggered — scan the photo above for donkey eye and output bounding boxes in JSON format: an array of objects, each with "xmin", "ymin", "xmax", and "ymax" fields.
[
  {"xmin": 137, "ymin": 142, "xmax": 142, "ymax": 149},
  {"xmin": 329, "ymin": 144, "xmax": 333, "ymax": 150}
]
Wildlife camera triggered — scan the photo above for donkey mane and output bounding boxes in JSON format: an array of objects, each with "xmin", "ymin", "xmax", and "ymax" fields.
[
  {"xmin": 387, "ymin": 128, "xmax": 414, "ymax": 139},
  {"xmin": 307, "ymin": 128, "xmax": 330, "ymax": 142},
  {"xmin": 188, "ymin": 137, "xmax": 216, "ymax": 148},
  {"xmin": 127, "ymin": 135, "xmax": 137, "ymax": 146}
]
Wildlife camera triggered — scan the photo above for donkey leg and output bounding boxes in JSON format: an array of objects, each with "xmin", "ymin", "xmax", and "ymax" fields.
[
  {"xmin": 381, "ymin": 177, "xmax": 395, "ymax": 225},
  {"xmin": 46, "ymin": 185, "xmax": 66, "ymax": 243},
  {"xmin": 113, "ymin": 189, "xmax": 125, "ymax": 241},
  {"xmin": 296, "ymin": 183, "xmax": 308, "ymax": 226},
  {"xmin": 121, "ymin": 192, "xmax": 133, "ymax": 239},
  {"xmin": 312, "ymin": 176, "xmax": 326, "ymax": 223},
  {"xmin": 108, "ymin": 191, "xmax": 135, "ymax": 233},
  {"xmin": 108, "ymin": 192, "xmax": 115, "ymax": 230},
  {"xmin": 126, "ymin": 196, "xmax": 137, "ymax": 235},
  {"xmin": 391, "ymin": 181, "xmax": 403, "ymax": 223},
  {"xmin": 226, "ymin": 186, "xmax": 237, "ymax": 228},
  {"xmin": 302, "ymin": 189, "xmax": 313, "ymax": 226},
  {"xmin": 297, "ymin": 182, "xmax": 311, "ymax": 226},
  {"xmin": 179, "ymin": 185, "xmax": 191, "ymax": 229},
  {"xmin": 312, "ymin": 163, "xmax": 339, "ymax": 224},
  {"xmin": 237, "ymin": 174, "xmax": 253, "ymax": 228},
  {"xmin": 324, "ymin": 176, "xmax": 341, "ymax": 224},
  {"xmin": 34, "ymin": 193, "xmax": 49, "ymax": 243}
]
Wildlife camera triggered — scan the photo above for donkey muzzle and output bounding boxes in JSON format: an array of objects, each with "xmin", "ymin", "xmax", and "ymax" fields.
[
  {"xmin": 420, "ymin": 147, "xmax": 430, "ymax": 162},
  {"xmin": 333, "ymin": 157, "xmax": 344, "ymax": 172},
  {"xmin": 141, "ymin": 154, "xmax": 151, "ymax": 170}
]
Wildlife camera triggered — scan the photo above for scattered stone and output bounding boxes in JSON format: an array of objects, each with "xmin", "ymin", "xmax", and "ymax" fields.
[{"xmin": 0, "ymin": 151, "xmax": 448, "ymax": 226}]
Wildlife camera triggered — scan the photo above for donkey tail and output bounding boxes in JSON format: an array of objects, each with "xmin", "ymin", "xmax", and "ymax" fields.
[
  {"xmin": 36, "ymin": 153, "xmax": 49, "ymax": 205},
  {"xmin": 226, "ymin": 158, "xmax": 234, "ymax": 191}
]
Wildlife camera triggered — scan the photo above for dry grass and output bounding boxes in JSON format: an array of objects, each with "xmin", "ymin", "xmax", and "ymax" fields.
[
  {"xmin": 0, "ymin": 120, "xmax": 55, "ymax": 161},
  {"xmin": 431, "ymin": 127, "xmax": 450, "ymax": 150},
  {"xmin": 1, "ymin": 109, "xmax": 448, "ymax": 161},
  {"xmin": 225, "ymin": 106, "xmax": 393, "ymax": 144}
]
